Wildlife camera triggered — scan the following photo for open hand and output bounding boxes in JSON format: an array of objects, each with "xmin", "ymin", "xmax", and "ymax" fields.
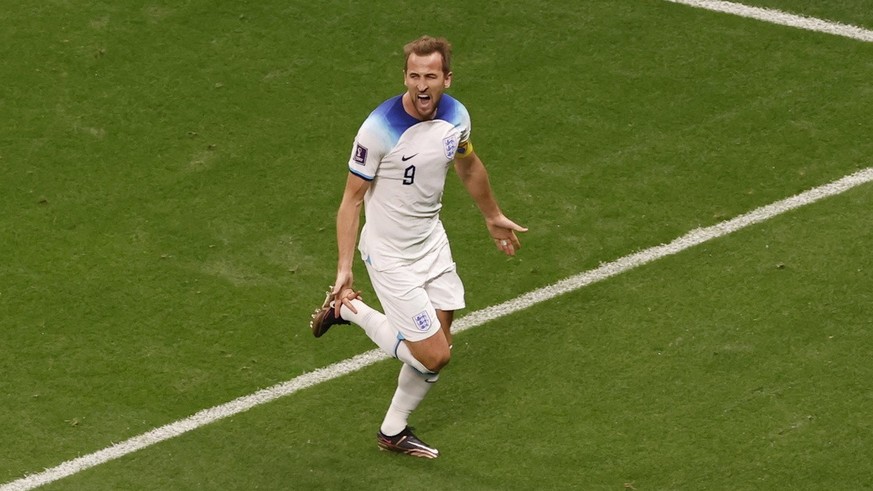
[{"xmin": 487, "ymin": 214, "xmax": 528, "ymax": 256}]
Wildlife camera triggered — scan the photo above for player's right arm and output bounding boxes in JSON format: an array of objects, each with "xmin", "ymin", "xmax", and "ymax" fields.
[
  {"xmin": 333, "ymin": 172, "xmax": 370, "ymax": 315},
  {"xmin": 332, "ymin": 109, "xmax": 384, "ymax": 312}
]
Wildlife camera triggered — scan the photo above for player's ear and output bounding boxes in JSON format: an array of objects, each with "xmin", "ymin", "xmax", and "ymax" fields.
[{"xmin": 444, "ymin": 71, "xmax": 452, "ymax": 89}]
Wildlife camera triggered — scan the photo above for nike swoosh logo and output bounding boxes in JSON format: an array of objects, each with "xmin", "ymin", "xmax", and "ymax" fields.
[{"xmin": 401, "ymin": 154, "xmax": 418, "ymax": 161}]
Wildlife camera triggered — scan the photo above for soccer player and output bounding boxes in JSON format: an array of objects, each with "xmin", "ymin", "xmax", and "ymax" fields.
[{"xmin": 310, "ymin": 35, "xmax": 527, "ymax": 459}]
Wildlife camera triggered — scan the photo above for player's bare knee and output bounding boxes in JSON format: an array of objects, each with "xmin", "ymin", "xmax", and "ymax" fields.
[
  {"xmin": 407, "ymin": 327, "xmax": 451, "ymax": 372},
  {"xmin": 422, "ymin": 347, "xmax": 451, "ymax": 372}
]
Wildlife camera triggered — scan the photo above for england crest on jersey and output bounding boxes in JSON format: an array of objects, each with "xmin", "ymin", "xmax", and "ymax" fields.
[{"xmin": 442, "ymin": 135, "xmax": 458, "ymax": 160}]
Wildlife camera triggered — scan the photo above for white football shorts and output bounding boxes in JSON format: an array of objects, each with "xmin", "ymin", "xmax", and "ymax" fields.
[{"xmin": 364, "ymin": 241, "xmax": 466, "ymax": 342}]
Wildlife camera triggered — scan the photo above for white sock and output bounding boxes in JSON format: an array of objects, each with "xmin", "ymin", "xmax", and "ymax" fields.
[
  {"xmin": 380, "ymin": 363, "xmax": 435, "ymax": 436},
  {"xmin": 340, "ymin": 299, "xmax": 435, "ymax": 376},
  {"xmin": 338, "ymin": 299, "xmax": 395, "ymax": 352}
]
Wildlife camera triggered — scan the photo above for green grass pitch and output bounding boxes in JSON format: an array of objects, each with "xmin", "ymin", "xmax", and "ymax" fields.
[{"xmin": 2, "ymin": 0, "xmax": 872, "ymax": 489}]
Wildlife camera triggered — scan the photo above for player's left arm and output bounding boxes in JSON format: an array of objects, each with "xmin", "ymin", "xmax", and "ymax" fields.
[{"xmin": 453, "ymin": 146, "xmax": 528, "ymax": 256}]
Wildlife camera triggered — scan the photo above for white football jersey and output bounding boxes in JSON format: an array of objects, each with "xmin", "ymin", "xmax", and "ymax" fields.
[{"xmin": 348, "ymin": 94, "xmax": 471, "ymax": 270}]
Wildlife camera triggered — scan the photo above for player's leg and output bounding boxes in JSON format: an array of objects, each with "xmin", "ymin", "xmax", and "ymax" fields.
[
  {"xmin": 435, "ymin": 309, "xmax": 454, "ymax": 348},
  {"xmin": 311, "ymin": 242, "xmax": 462, "ymax": 457},
  {"xmin": 402, "ymin": 323, "xmax": 451, "ymax": 371},
  {"xmin": 426, "ymin": 251, "xmax": 465, "ymax": 352},
  {"xmin": 378, "ymin": 258, "xmax": 464, "ymax": 455},
  {"xmin": 310, "ymin": 282, "xmax": 439, "ymax": 375},
  {"xmin": 375, "ymin": 362, "xmax": 440, "ymax": 459},
  {"xmin": 321, "ymin": 293, "xmax": 452, "ymax": 373},
  {"xmin": 357, "ymin": 264, "xmax": 453, "ymax": 457},
  {"xmin": 369, "ymin": 310, "xmax": 444, "ymax": 459},
  {"xmin": 376, "ymin": 309, "xmax": 453, "ymax": 442},
  {"xmin": 311, "ymin": 285, "xmax": 443, "ymax": 457},
  {"xmin": 310, "ymin": 289, "xmax": 443, "ymax": 458},
  {"xmin": 337, "ymin": 298, "xmax": 440, "ymax": 374}
]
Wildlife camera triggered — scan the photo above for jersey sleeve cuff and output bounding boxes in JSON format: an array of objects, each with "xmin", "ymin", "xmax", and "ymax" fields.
[{"xmin": 349, "ymin": 168, "xmax": 375, "ymax": 181}]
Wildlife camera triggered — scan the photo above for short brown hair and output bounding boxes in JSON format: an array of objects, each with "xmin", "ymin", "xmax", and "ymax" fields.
[{"xmin": 403, "ymin": 35, "xmax": 452, "ymax": 75}]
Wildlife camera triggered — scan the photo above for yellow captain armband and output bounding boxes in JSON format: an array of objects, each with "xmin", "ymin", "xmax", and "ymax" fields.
[{"xmin": 456, "ymin": 140, "xmax": 474, "ymax": 158}]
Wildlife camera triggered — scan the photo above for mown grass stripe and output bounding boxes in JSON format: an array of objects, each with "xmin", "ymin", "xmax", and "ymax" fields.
[
  {"xmin": 5, "ymin": 167, "xmax": 871, "ymax": 491},
  {"xmin": 666, "ymin": 0, "xmax": 873, "ymax": 42}
]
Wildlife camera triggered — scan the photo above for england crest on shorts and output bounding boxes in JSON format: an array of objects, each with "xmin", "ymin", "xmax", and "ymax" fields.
[
  {"xmin": 413, "ymin": 311, "xmax": 432, "ymax": 331},
  {"xmin": 442, "ymin": 135, "xmax": 458, "ymax": 160}
]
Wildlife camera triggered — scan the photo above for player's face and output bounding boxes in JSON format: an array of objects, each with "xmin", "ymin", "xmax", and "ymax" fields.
[{"xmin": 403, "ymin": 52, "xmax": 452, "ymax": 120}]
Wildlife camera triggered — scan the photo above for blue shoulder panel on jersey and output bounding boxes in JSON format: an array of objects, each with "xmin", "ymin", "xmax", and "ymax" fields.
[
  {"xmin": 361, "ymin": 94, "xmax": 467, "ymax": 151},
  {"xmin": 435, "ymin": 94, "xmax": 466, "ymax": 127},
  {"xmin": 365, "ymin": 96, "xmax": 420, "ymax": 149}
]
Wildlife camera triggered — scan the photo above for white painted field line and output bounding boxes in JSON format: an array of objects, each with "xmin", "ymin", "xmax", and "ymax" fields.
[
  {"xmin": 665, "ymin": 0, "xmax": 873, "ymax": 43},
  {"xmin": 455, "ymin": 167, "xmax": 873, "ymax": 331},
  {"xmin": 4, "ymin": 167, "xmax": 872, "ymax": 491}
]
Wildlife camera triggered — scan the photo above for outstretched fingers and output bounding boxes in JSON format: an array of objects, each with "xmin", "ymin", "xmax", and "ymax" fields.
[
  {"xmin": 494, "ymin": 234, "xmax": 520, "ymax": 256},
  {"xmin": 331, "ymin": 286, "xmax": 361, "ymax": 317},
  {"xmin": 489, "ymin": 215, "xmax": 528, "ymax": 256}
]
